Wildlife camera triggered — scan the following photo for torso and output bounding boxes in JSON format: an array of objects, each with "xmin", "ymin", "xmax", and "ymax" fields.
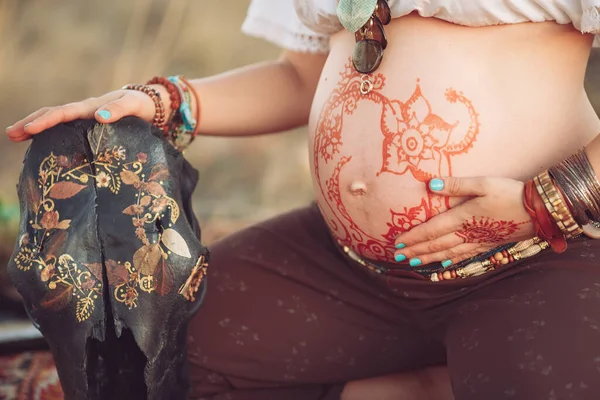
[{"xmin": 308, "ymin": 13, "xmax": 600, "ymax": 262}]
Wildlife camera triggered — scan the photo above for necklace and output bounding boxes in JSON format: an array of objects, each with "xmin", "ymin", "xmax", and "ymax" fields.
[{"xmin": 337, "ymin": 0, "xmax": 391, "ymax": 94}]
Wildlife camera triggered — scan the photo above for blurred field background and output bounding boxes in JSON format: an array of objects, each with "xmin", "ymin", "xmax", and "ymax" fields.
[
  {"xmin": 0, "ymin": 0, "xmax": 314, "ymax": 247},
  {"xmin": 0, "ymin": 0, "xmax": 600, "ymax": 356},
  {"xmin": 2, "ymin": 0, "xmax": 600, "ymax": 246}
]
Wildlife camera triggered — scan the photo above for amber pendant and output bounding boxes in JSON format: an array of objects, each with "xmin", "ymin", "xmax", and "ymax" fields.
[
  {"xmin": 351, "ymin": 0, "xmax": 391, "ymax": 76},
  {"xmin": 374, "ymin": 0, "xmax": 391, "ymax": 25},
  {"xmin": 353, "ymin": 39, "xmax": 383, "ymax": 75}
]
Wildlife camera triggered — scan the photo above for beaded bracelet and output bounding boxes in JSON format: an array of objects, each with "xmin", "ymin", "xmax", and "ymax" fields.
[
  {"xmin": 123, "ymin": 76, "xmax": 199, "ymax": 152},
  {"xmin": 340, "ymin": 237, "xmax": 549, "ymax": 282},
  {"xmin": 430, "ymin": 238, "xmax": 550, "ymax": 281},
  {"xmin": 146, "ymin": 76, "xmax": 182, "ymax": 134},
  {"xmin": 122, "ymin": 84, "xmax": 167, "ymax": 129}
]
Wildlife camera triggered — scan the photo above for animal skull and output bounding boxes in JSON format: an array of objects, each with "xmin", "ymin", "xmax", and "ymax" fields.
[{"xmin": 8, "ymin": 117, "xmax": 209, "ymax": 399}]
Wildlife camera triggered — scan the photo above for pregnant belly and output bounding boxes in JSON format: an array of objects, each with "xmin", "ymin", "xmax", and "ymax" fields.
[{"xmin": 308, "ymin": 14, "xmax": 599, "ymax": 263}]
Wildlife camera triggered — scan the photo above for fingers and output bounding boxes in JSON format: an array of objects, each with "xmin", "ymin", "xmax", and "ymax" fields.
[
  {"xmin": 394, "ymin": 232, "xmax": 465, "ymax": 262},
  {"xmin": 26, "ymin": 100, "xmax": 100, "ymax": 134},
  {"xmin": 96, "ymin": 94, "xmax": 148, "ymax": 123},
  {"xmin": 393, "ymin": 180, "xmax": 489, "ymax": 253},
  {"xmin": 428, "ymin": 177, "xmax": 490, "ymax": 197},
  {"xmin": 395, "ymin": 207, "xmax": 464, "ymax": 249},
  {"xmin": 399, "ymin": 243, "xmax": 485, "ymax": 267},
  {"xmin": 6, "ymin": 108, "xmax": 53, "ymax": 141},
  {"xmin": 5, "ymin": 91, "xmax": 125, "ymax": 142}
]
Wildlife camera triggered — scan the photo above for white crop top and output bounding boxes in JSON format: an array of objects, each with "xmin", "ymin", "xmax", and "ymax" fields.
[{"xmin": 241, "ymin": 0, "xmax": 600, "ymax": 53}]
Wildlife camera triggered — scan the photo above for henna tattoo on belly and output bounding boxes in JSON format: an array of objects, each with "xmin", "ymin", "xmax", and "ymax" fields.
[
  {"xmin": 455, "ymin": 217, "xmax": 528, "ymax": 244},
  {"xmin": 314, "ymin": 61, "xmax": 480, "ymax": 260}
]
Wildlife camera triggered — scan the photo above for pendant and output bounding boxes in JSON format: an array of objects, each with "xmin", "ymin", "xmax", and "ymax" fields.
[
  {"xmin": 359, "ymin": 75, "xmax": 374, "ymax": 95},
  {"xmin": 374, "ymin": 0, "xmax": 391, "ymax": 25},
  {"xmin": 350, "ymin": 0, "xmax": 391, "ymax": 80}
]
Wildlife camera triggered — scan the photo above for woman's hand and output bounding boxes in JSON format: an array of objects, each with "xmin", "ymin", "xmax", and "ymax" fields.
[
  {"xmin": 394, "ymin": 176, "xmax": 535, "ymax": 268},
  {"xmin": 5, "ymin": 86, "xmax": 165, "ymax": 142}
]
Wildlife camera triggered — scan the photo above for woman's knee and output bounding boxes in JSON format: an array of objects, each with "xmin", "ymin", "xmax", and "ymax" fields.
[{"xmin": 341, "ymin": 367, "xmax": 453, "ymax": 400}]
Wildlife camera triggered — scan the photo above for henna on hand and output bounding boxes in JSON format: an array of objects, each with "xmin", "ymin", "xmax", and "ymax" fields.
[
  {"xmin": 454, "ymin": 216, "xmax": 528, "ymax": 244},
  {"xmin": 391, "ymin": 176, "xmax": 536, "ymax": 266}
]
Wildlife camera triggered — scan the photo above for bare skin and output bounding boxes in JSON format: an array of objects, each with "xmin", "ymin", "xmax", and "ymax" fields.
[
  {"xmin": 7, "ymin": 12, "xmax": 600, "ymax": 400},
  {"xmin": 310, "ymin": 13, "xmax": 599, "ymax": 264},
  {"xmin": 5, "ymin": 51, "xmax": 327, "ymax": 140}
]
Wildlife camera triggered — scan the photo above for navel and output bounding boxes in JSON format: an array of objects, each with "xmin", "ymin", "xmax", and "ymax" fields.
[{"xmin": 349, "ymin": 181, "xmax": 367, "ymax": 196}]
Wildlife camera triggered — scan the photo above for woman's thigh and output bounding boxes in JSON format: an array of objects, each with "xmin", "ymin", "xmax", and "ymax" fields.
[
  {"xmin": 187, "ymin": 204, "xmax": 445, "ymax": 399},
  {"xmin": 445, "ymin": 244, "xmax": 600, "ymax": 400}
]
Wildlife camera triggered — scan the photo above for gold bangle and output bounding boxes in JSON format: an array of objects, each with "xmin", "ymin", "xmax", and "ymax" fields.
[{"xmin": 534, "ymin": 171, "xmax": 583, "ymax": 239}]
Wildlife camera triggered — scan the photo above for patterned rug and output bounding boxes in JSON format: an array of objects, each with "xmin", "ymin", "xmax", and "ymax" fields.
[{"xmin": 0, "ymin": 352, "xmax": 63, "ymax": 400}]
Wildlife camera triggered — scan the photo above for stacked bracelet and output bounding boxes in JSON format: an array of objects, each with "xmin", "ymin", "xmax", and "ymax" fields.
[
  {"xmin": 122, "ymin": 75, "xmax": 200, "ymax": 152},
  {"xmin": 522, "ymin": 147, "xmax": 600, "ymax": 246},
  {"xmin": 523, "ymin": 179, "xmax": 568, "ymax": 253},
  {"xmin": 179, "ymin": 76, "xmax": 201, "ymax": 139},
  {"xmin": 146, "ymin": 76, "xmax": 182, "ymax": 135},
  {"xmin": 164, "ymin": 76, "xmax": 199, "ymax": 151},
  {"xmin": 534, "ymin": 170, "xmax": 583, "ymax": 239},
  {"xmin": 549, "ymin": 149, "xmax": 600, "ymax": 238},
  {"xmin": 122, "ymin": 84, "xmax": 167, "ymax": 129}
]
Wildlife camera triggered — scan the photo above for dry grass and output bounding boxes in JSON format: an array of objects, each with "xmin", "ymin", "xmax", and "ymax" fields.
[
  {"xmin": 2, "ymin": 1, "xmax": 600, "ymax": 241},
  {"xmin": 0, "ymin": 0, "xmax": 314, "ymax": 242}
]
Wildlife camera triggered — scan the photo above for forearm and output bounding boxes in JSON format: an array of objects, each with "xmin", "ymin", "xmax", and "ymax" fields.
[
  {"xmin": 159, "ymin": 51, "xmax": 328, "ymax": 137},
  {"xmin": 6, "ymin": 51, "xmax": 327, "ymax": 142}
]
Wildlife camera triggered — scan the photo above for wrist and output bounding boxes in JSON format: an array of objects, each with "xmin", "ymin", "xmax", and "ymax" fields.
[
  {"xmin": 124, "ymin": 76, "xmax": 199, "ymax": 151},
  {"xmin": 148, "ymin": 84, "xmax": 174, "ymax": 121},
  {"xmin": 523, "ymin": 177, "xmax": 568, "ymax": 253},
  {"xmin": 150, "ymin": 76, "xmax": 200, "ymax": 151}
]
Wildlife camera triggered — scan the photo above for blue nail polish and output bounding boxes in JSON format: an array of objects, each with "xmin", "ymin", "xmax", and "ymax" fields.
[
  {"xmin": 395, "ymin": 254, "xmax": 406, "ymax": 262},
  {"xmin": 442, "ymin": 260, "xmax": 453, "ymax": 268},
  {"xmin": 409, "ymin": 258, "xmax": 423, "ymax": 267},
  {"xmin": 395, "ymin": 242, "xmax": 406, "ymax": 249},
  {"xmin": 97, "ymin": 110, "xmax": 111, "ymax": 120},
  {"xmin": 429, "ymin": 178, "xmax": 444, "ymax": 191}
]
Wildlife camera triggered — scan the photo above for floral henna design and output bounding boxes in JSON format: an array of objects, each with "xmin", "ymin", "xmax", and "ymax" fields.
[
  {"xmin": 380, "ymin": 83, "xmax": 480, "ymax": 181},
  {"xmin": 455, "ymin": 216, "xmax": 528, "ymax": 244},
  {"xmin": 316, "ymin": 64, "xmax": 387, "ymax": 163},
  {"xmin": 381, "ymin": 198, "xmax": 429, "ymax": 244},
  {"xmin": 314, "ymin": 60, "xmax": 480, "ymax": 260}
]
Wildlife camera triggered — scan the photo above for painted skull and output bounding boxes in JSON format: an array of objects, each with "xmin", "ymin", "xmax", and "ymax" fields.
[{"xmin": 8, "ymin": 117, "xmax": 209, "ymax": 399}]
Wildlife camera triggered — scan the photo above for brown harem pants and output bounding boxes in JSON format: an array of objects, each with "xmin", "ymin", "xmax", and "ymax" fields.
[{"xmin": 188, "ymin": 203, "xmax": 600, "ymax": 400}]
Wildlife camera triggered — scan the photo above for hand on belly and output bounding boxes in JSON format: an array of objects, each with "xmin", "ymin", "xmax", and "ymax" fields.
[
  {"xmin": 392, "ymin": 175, "xmax": 535, "ymax": 268},
  {"xmin": 311, "ymin": 61, "xmax": 481, "ymax": 262}
]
